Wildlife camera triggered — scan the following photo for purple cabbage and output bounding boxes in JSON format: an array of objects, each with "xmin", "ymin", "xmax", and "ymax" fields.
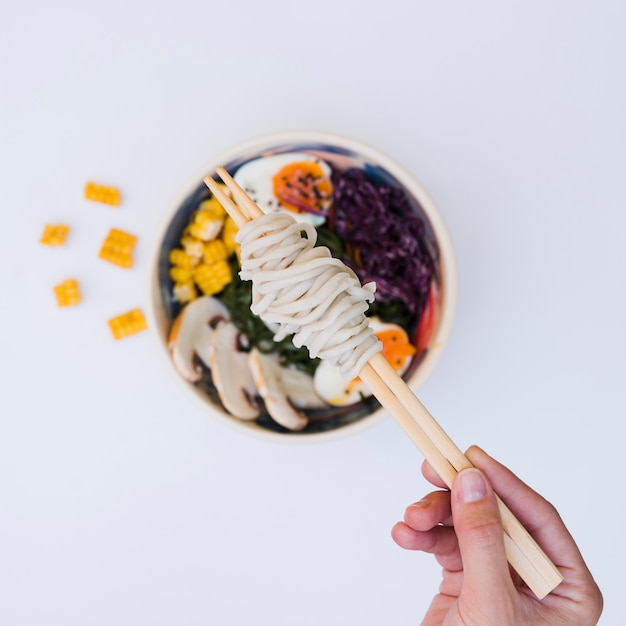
[{"xmin": 329, "ymin": 168, "xmax": 435, "ymax": 316}]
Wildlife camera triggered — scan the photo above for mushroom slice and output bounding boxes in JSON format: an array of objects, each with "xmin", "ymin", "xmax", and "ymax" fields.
[
  {"xmin": 168, "ymin": 296, "xmax": 230, "ymax": 382},
  {"xmin": 279, "ymin": 367, "xmax": 327, "ymax": 410},
  {"xmin": 248, "ymin": 349, "xmax": 309, "ymax": 431},
  {"xmin": 209, "ymin": 322, "xmax": 259, "ymax": 420},
  {"xmin": 193, "ymin": 324, "xmax": 215, "ymax": 369}
]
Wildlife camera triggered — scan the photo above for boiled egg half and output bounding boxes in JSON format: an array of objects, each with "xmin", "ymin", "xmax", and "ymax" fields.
[
  {"xmin": 232, "ymin": 152, "xmax": 333, "ymax": 226},
  {"xmin": 313, "ymin": 319, "xmax": 417, "ymax": 406}
]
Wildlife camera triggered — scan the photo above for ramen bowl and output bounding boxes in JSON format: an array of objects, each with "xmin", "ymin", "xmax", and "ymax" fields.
[{"xmin": 147, "ymin": 130, "xmax": 457, "ymax": 442}]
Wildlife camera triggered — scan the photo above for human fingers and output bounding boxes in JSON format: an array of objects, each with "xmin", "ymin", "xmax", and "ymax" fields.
[
  {"xmin": 392, "ymin": 490, "xmax": 462, "ymax": 570},
  {"xmin": 466, "ymin": 446, "xmax": 584, "ymax": 571},
  {"xmin": 391, "ymin": 520, "xmax": 460, "ymax": 566},
  {"xmin": 391, "ymin": 490, "xmax": 452, "ymax": 552},
  {"xmin": 466, "ymin": 446, "xmax": 603, "ymax": 618},
  {"xmin": 420, "ymin": 593, "xmax": 456, "ymax": 626},
  {"xmin": 424, "ymin": 447, "xmax": 586, "ymax": 571},
  {"xmin": 451, "ymin": 467, "xmax": 518, "ymax": 616},
  {"xmin": 439, "ymin": 568, "xmax": 464, "ymax": 598},
  {"xmin": 391, "ymin": 522, "xmax": 462, "ymax": 572},
  {"xmin": 403, "ymin": 490, "xmax": 452, "ymax": 530},
  {"xmin": 421, "ymin": 458, "xmax": 448, "ymax": 489}
]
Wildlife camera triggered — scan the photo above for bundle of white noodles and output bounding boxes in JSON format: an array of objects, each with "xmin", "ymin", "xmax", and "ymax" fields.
[{"xmin": 237, "ymin": 212, "xmax": 382, "ymax": 380}]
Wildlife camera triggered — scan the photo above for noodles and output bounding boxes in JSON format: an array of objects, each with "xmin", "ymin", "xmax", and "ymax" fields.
[{"xmin": 237, "ymin": 212, "xmax": 382, "ymax": 380}]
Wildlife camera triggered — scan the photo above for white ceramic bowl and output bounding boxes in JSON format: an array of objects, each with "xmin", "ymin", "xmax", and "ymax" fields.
[{"xmin": 147, "ymin": 131, "xmax": 457, "ymax": 442}]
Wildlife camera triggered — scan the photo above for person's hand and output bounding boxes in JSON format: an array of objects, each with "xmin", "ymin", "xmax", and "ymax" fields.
[{"xmin": 391, "ymin": 446, "xmax": 603, "ymax": 626}]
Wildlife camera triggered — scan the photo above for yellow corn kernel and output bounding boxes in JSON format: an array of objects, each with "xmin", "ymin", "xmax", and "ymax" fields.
[
  {"xmin": 192, "ymin": 205, "xmax": 225, "ymax": 237},
  {"xmin": 169, "ymin": 266, "xmax": 194, "ymax": 283},
  {"xmin": 99, "ymin": 228, "xmax": 137, "ymax": 268},
  {"xmin": 199, "ymin": 197, "xmax": 227, "ymax": 219},
  {"xmin": 41, "ymin": 224, "xmax": 70, "ymax": 246},
  {"xmin": 195, "ymin": 206, "xmax": 222, "ymax": 223},
  {"xmin": 202, "ymin": 239, "xmax": 227, "ymax": 264},
  {"xmin": 189, "ymin": 216, "xmax": 223, "ymax": 241},
  {"xmin": 221, "ymin": 215, "xmax": 239, "ymax": 256},
  {"xmin": 169, "ymin": 248, "xmax": 197, "ymax": 268},
  {"xmin": 173, "ymin": 281, "xmax": 197, "ymax": 303},
  {"xmin": 193, "ymin": 260, "xmax": 232, "ymax": 295},
  {"xmin": 84, "ymin": 181, "xmax": 121, "ymax": 206},
  {"xmin": 108, "ymin": 308, "xmax": 148, "ymax": 340},
  {"xmin": 53, "ymin": 279, "xmax": 81, "ymax": 307},
  {"xmin": 180, "ymin": 236, "xmax": 205, "ymax": 259}
]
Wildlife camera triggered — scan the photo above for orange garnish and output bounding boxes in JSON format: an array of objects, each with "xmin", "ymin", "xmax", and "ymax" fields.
[{"xmin": 272, "ymin": 161, "xmax": 332, "ymax": 214}]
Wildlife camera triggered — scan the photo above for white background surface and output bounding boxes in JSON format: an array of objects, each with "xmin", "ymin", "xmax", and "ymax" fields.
[{"xmin": 1, "ymin": 1, "xmax": 624, "ymax": 624}]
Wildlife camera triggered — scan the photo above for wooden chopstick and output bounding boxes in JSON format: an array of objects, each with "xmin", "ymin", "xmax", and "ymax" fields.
[
  {"xmin": 203, "ymin": 169, "xmax": 563, "ymax": 599},
  {"xmin": 204, "ymin": 175, "xmax": 249, "ymax": 228},
  {"xmin": 363, "ymin": 354, "xmax": 563, "ymax": 595},
  {"xmin": 215, "ymin": 166, "xmax": 265, "ymax": 220}
]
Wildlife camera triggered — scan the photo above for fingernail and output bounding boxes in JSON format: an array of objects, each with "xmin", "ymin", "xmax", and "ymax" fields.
[
  {"xmin": 457, "ymin": 468, "xmax": 488, "ymax": 503},
  {"xmin": 410, "ymin": 498, "xmax": 430, "ymax": 509}
]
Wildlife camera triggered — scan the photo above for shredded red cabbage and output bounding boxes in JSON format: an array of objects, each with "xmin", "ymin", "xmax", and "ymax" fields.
[{"xmin": 329, "ymin": 168, "xmax": 435, "ymax": 317}]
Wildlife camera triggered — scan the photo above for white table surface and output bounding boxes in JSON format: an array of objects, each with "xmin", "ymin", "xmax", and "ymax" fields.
[{"xmin": 2, "ymin": 1, "xmax": 624, "ymax": 624}]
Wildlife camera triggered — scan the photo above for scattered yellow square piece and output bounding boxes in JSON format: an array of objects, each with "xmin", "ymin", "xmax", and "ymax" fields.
[
  {"xmin": 85, "ymin": 181, "xmax": 121, "ymax": 206},
  {"xmin": 54, "ymin": 279, "xmax": 81, "ymax": 307},
  {"xmin": 108, "ymin": 308, "xmax": 148, "ymax": 340},
  {"xmin": 99, "ymin": 228, "xmax": 137, "ymax": 268},
  {"xmin": 41, "ymin": 224, "xmax": 70, "ymax": 246}
]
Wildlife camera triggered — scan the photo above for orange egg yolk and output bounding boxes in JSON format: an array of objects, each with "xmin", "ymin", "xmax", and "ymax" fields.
[
  {"xmin": 272, "ymin": 161, "xmax": 333, "ymax": 214},
  {"xmin": 376, "ymin": 327, "xmax": 416, "ymax": 371},
  {"xmin": 351, "ymin": 326, "xmax": 416, "ymax": 384}
]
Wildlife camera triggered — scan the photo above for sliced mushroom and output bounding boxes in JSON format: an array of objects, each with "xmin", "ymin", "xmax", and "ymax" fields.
[
  {"xmin": 168, "ymin": 296, "xmax": 230, "ymax": 382},
  {"xmin": 193, "ymin": 324, "xmax": 215, "ymax": 369},
  {"xmin": 248, "ymin": 349, "xmax": 309, "ymax": 431},
  {"xmin": 279, "ymin": 367, "xmax": 327, "ymax": 410},
  {"xmin": 209, "ymin": 322, "xmax": 260, "ymax": 420}
]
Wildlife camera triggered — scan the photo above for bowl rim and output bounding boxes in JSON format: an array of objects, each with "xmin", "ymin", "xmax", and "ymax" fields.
[{"xmin": 145, "ymin": 129, "xmax": 458, "ymax": 444}]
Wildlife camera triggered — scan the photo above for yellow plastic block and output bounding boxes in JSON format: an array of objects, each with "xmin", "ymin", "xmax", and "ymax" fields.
[
  {"xmin": 41, "ymin": 224, "xmax": 70, "ymax": 247},
  {"xmin": 84, "ymin": 181, "xmax": 121, "ymax": 206},
  {"xmin": 108, "ymin": 308, "xmax": 147, "ymax": 340},
  {"xmin": 54, "ymin": 279, "xmax": 81, "ymax": 307},
  {"xmin": 99, "ymin": 228, "xmax": 137, "ymax": 268}
]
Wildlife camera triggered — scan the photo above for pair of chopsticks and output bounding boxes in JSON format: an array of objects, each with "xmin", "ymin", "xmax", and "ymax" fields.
[{"xmin": 204, "ymin": 167, "xmax": 563, "ymax": 600}]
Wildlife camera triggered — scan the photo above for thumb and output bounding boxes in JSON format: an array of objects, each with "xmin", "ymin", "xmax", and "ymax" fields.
[{"xmin": 452, "ymin": 468, "xmax": 515, "ymax": 606}]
